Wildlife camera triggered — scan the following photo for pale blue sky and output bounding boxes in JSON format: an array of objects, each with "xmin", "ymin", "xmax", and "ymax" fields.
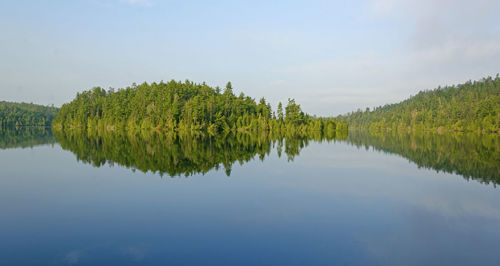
[{"xmin": 1, "ymin": 0, "xmax": 500, "ymax": 115}]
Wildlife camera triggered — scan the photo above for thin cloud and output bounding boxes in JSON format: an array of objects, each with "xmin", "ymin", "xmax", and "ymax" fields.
[{"xmin": 126, "ymin": 0, "xmax": 152, "ymax": 7}]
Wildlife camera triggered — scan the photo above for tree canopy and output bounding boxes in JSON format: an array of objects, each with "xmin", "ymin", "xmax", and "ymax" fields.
[
  {"xmin": 338, "ymin": 75, "xmax": 500, "ymax": 133},
  {"xmin": 53, "ymin": 80, "xmax": 347, "ymax": 137},
  {"xmin": 0, "ymin": 101, "xmax": 58, "ymax": 128}
]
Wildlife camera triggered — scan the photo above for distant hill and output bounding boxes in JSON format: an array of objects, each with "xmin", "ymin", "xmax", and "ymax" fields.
[
  {"xmin": 0, "ymin": 101, "xmax": 59, "ymax": 128},
  {"xmin": 338, "ymin": 75, "xmax": 500, "ymax": 133}
]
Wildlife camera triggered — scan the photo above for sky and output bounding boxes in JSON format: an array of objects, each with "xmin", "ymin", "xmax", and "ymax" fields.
[{"xmin": 1, "ymin": 0, "xmax": 500, "ymax": 116}]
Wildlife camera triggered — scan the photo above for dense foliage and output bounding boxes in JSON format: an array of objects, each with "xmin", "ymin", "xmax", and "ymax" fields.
[
  {"xmin": 344, "ymin": 130, "xmax": 500, "ymax": 185},
  {"xmin": 339, "ymin": 76, "xmax": 500, "ymax": 133},
  {"xmin": 0, "ymin": 101, "xmax": 58, "ymax": 128},
  {"xmin": 54, "ymin": 130, "xmax": 347, "ymax": 177},
  {"xmin": 53, "ymin": 80, "xmax": 347, "ymax": 136}
]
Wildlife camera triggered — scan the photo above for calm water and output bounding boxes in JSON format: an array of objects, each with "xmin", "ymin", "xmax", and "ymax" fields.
[{"xmin": 1, "ymin": 128, "xmax": 500, "ymax": 265}]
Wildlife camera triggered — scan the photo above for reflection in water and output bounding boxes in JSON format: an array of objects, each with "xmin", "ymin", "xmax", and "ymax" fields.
[
  {"xmin": 0, "ymin": 127, "xmax": 55, "ymax": 149},
  {"xmin": 344, "ymin": 130, "xmax": 500, "ymax": 185},
  {"xmin": 3, "ymin": 128, "xmax": 500, "ymax": 265},
  {"xmin": 4, "ymin": 127, "xmax": 499, "ymax": 185},
  {"xmin": 54, "ymin": 129, "xmax": 347, "ymax": 177}
]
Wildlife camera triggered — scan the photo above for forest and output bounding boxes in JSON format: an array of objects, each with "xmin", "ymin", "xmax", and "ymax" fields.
[
  {"xmin": 52, "ymin": 80, "xmax": 347, "ymax": 136},
  {"xmin": 338, "ymin": 75, "xmax": 500, "ymax": 133},
  {"xmin": 0, "ymin": 101, "xmax": 58, "ymax": 128},
  {"xmin": 3, "ymin": 76, "xmax": 500, "ymax": 136}
]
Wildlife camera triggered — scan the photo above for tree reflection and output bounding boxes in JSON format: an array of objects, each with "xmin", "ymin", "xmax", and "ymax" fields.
[
  {"xmin": 3, "ymin": 126, "xmax": 498, "ymax": 185},
  {"xmin": 344, "ymin": 130, "xmax": 500, "ymax": 185},
  {"xmin": 0, "ymin": 127, "xmax": 55, "ymax": 149},
  {"xmin": 53, "ymin": 129, "xmax": 347, "ymax": 177}
]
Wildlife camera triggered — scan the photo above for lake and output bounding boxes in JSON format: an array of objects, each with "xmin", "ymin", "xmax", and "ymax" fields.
[{"xmin": 1, "ymin": 128, "xmax": 500, "ymax": 265}]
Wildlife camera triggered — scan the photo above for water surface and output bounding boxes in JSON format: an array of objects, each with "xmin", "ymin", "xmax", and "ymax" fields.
[{"xmin": 1, "ymin": 128, "xmax": 500, "ymax": 265}]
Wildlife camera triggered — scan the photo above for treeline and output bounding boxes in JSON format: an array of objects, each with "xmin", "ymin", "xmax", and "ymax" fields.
[
  {"xmin": 0, "ymin": 101, "xmax": 58, "ymax": 128},
  {"xmin": 54, "ymin": 130, "xmax": 347, "ymax": 177},
  {"xmin": 53, "ymin": 80, "xmax": 347, "ymax": 136},
  {"xmin": 338, "ymin": 75, "xmax": 500, "ymax": 133}
]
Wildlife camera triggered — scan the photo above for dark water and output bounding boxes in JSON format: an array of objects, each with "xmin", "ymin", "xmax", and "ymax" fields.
[{"xmin": 1, "ymin": 128, "xmax": 500, "ymax": 265}]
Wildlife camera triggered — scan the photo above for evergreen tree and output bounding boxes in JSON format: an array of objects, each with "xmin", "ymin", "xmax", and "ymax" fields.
[
  {"xmin": 52, "ymin": 80, "xmax": 345, "ymax": 137},
  {"xmin": 338, "ymin": 75, "xmax": 500, "ymax": 134}
]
